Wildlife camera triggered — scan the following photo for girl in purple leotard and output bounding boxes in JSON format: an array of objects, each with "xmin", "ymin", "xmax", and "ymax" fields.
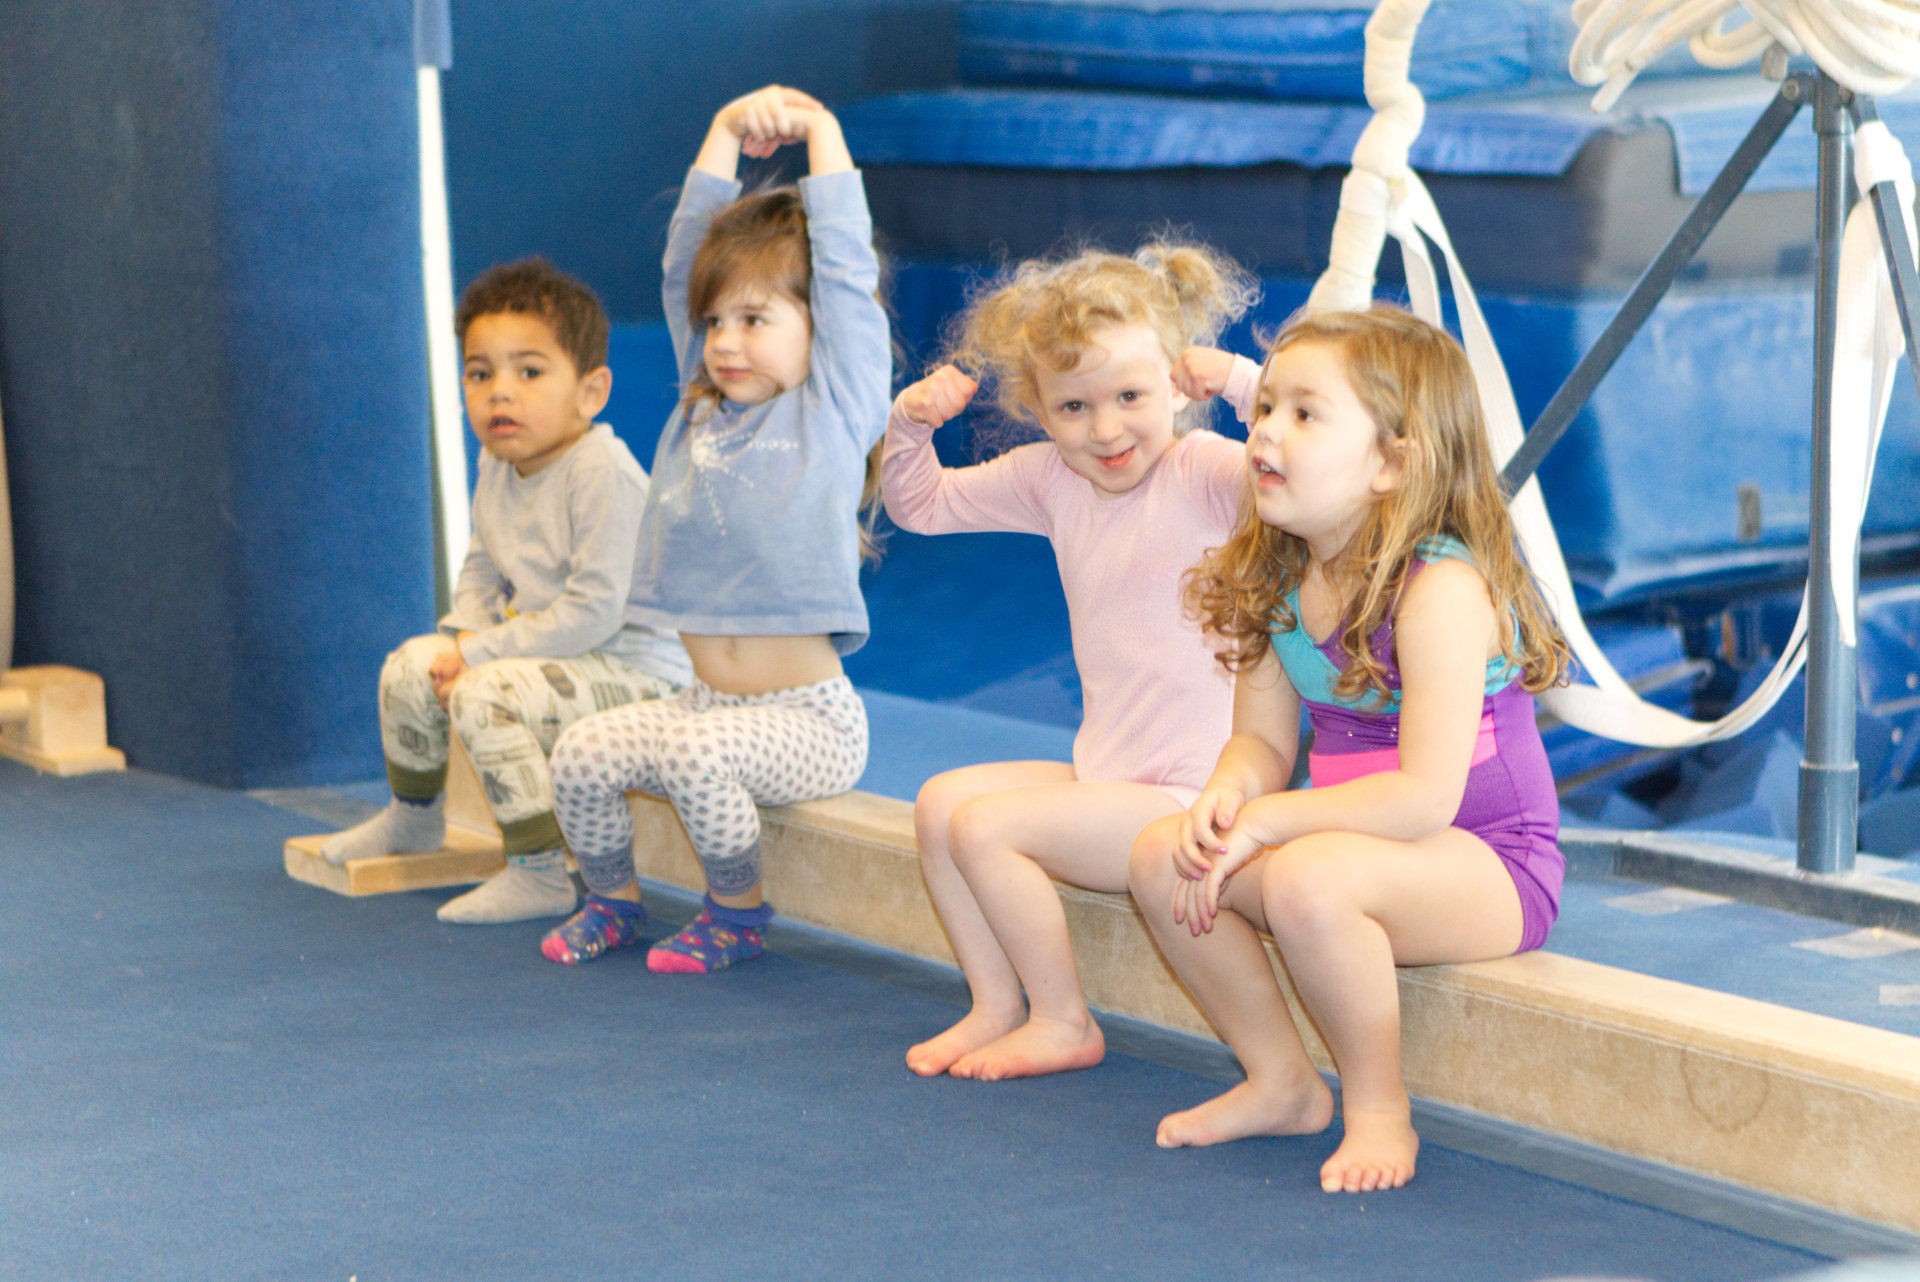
[{"xmin": 1127, "ymin": 306, "xmax": 1571, "ymax": 1196}]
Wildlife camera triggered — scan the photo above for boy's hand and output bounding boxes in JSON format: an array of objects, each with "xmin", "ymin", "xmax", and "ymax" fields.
[
  {"xmin": 717, "ymin": 85, "xmax": 825, "ymax": 159},
  {"xmin": 1171, "ymin": 346, "xmax": 1238, "ymax": 403},
  {"xmin": 897, "ymin": 365, "xmax": 979, "ymax": 429},
  {"xmin": 428, "ymin": 634, "xmax": 469, "ymax": 707}
]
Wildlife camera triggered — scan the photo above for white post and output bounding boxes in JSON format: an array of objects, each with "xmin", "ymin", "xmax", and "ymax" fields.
[{"xmin": 418, "ymin": 64, "xmax": 469, "ymax": 599}]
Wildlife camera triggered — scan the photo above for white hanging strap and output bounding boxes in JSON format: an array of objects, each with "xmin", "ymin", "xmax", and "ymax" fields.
[
  {"xmin": 1385, "ymin": 172, "xmax": 1810, "ymax": 746},
  {"xmin": 1311, "ymin": 0, "xmax": 1920, "ymax": 747},
  {"xmin": 1830, "ymin": 120, "xmax": 1919, "ymax": 645}
]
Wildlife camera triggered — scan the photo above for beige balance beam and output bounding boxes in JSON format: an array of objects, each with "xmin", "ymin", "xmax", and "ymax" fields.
[
  {"xmin": 285, "ymin": 754, "xmax": 1920, "ymax": 1234},
  {"xmin": 0, "ymin": 665, "xmax": 125, "ymax": 776}
]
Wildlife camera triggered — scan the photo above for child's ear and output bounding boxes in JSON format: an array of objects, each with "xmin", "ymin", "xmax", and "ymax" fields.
[
  {"xmin": 577, "ymin": 365, "xmax": 613, "ymax": 419},
  {"xmin": 1371, "ymin": 437, "xmax": 1411, "ymax": 495}
]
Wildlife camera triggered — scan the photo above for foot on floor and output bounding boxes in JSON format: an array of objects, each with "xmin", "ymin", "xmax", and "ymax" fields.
[
  {"xmin": 646, "ymin": 897, "xmax": 773, "ymax": 974},
  {"xmin": 541, "ymin": 895, "xmax": 650, "ymax": 965},
  {"xmin": 438, "ymin": 851, "xmax": 576, "ymax": 924}
]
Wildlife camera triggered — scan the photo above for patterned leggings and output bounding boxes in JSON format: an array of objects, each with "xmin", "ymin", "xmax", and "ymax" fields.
[
  {"xmin": 378, "ymin": 634, "xmax": 679, "ymax": 855},
  {"xmin": 550, "ymin": 676, "xmax": 868, "ymax": 897}
]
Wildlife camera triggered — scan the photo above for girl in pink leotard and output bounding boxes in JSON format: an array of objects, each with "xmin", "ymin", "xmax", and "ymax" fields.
[{"xmin": 882, "ymin": 242, "xmax": 1256, "ymax": 1083}]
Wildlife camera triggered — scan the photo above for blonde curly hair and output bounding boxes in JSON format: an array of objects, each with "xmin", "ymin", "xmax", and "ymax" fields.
[{"xmin": 946, "ymin": 241, "xmax": 1257, "ymax": 440}]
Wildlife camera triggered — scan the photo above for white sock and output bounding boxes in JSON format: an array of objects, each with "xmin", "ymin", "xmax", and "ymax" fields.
[
  {"xmin": 320, "ymin": 796, "xmax": 446, "ymax": 867},
  {"xmin": 436, "ymin": 850, "xmax": 577, "ymax": 925}
]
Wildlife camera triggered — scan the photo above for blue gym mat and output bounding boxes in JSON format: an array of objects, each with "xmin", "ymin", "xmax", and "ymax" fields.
[{"xmin": 0, "ymin": 759, "xmax": 1864, "ymax": 1278}]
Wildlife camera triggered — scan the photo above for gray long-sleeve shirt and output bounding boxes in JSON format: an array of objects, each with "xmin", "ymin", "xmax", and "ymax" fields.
[{"xmin": 441, "ymin": 423, "xmax": 692, "ymax": 685}]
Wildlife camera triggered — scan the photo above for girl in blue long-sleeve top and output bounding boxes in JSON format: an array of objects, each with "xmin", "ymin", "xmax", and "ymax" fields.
[{"xmin": 542, "ymin": 85, "xmax": 892, "ymax": 973}]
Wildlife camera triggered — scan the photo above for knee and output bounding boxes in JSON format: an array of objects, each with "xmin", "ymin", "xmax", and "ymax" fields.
[
  {"xmin": 548, "ymin": 720, "xmax": 597, "ymax": 793},
  {"xmin": 655, "ymin": 722, "xmax": 723, "ymax": 798},
  {"xmin": 1126, "ymin": 815, "xmax": 1183, "ymax": 900},
  {"xmin": 945, "ymin": 794, "xmax": 1003, "ymax": 868},
  {"xmin": 913, "ymin": 770, "xmax": 974, "ymax": 861},
  {"xmin": 1260, "ymin": 836, "xmax": 1355, "ymax": 941},
  {"xmin": 381, "ymin": 634, "xmax": 446, "ymax": 696}
]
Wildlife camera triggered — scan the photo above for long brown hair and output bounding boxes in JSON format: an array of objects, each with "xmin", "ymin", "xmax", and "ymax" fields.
[
  {"xmin": 1185, "ymin": 306, "xmax": 1570, "ymax": 701},
  {"xmin": 681, "ymin": 185, "xmax": 888, "ymax": 562}
]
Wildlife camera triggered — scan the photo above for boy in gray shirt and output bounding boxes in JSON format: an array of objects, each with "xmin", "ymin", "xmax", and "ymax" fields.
[{"xmin": 320, "ymin": 259, "xmax": 689, "ymax": 924}]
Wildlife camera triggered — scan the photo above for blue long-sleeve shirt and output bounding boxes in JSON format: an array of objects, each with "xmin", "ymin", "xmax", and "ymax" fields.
[{"xmin": 626, "ymin": 167, "xmax": 893, "ymax": 655}]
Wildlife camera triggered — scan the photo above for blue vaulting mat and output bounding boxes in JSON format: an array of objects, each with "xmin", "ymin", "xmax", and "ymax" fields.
[
  {"xmin": 958, "ymin": 0, "xmax": 1538, "ymax": 102},
  {"xmin": 952, "ymin": 0, "xmax": 1737, "ymax": 102}
]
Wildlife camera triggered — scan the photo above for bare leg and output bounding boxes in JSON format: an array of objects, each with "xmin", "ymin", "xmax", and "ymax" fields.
[
  {"xmin": 906, "ymin": 762, "xmax": 1076, "ymax": 1076},
  {"xmin": 1127, "ymin": 817, "xmax": 1333, "ymax": 1147},
  {"xmin": 945, "ymin": 782, "xmax": 1186, "ymax": 1082},
  {"xmin": 1260, "ymin": 828, "xmax": 1523, "ymax": 1193}
]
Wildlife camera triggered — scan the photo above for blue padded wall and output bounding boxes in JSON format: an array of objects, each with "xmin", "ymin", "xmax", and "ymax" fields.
[
  {"xmin": 441, "ymin": 1, "xmax": 961, "ymax": 325},
  {"xmin": 0, "ymin": 2, "xmax": 435, "ymax": 787}
]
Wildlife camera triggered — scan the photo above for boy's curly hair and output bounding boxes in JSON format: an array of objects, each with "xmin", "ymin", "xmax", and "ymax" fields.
[{"xmin": 456, "ymin": 257, "xmax": 609, "ymax": 374}]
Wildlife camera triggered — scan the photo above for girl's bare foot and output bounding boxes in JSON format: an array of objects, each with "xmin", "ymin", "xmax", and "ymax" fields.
[
  {"xmin": 1321, "ymin": 1105, "xmax": 1419, "ymax": 1192},
  {"xmin": 1155, "ymin": 1075, "xmax": 1336, "ymax": 1148},
  {"xmin": 950, "ymin": 1015, "xmax": 1104, "ymax": 1081},
  {"xmin": 905, "ymin": 1007, "xmax": 1023, "ymax": 1077}
]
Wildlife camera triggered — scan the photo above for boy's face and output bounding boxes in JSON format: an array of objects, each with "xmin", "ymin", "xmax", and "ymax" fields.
[{"xmin": 462, "ymin": 311, "xmax": 611, "ymax": 476}]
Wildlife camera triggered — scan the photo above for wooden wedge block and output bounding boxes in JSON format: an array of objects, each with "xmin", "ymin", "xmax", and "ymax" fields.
[
  {"xmin": 284, "ymin": 826, "xmax": 505, "ymax": 896},
  {"xmin": 285, "ymin": 738, "xmax": 504, "ymax": 896},
  {"xmin": 0, "ymin": 665, "xmax": 126, "ymax": 776}
]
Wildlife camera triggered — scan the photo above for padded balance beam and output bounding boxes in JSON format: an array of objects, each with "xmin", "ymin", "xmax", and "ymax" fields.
[{"xmin": 0, "ymin": 666, "xmax": 125, "ymax": 776}]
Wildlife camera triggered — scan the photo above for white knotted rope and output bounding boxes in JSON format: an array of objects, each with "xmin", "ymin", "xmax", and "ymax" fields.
[
  {"xmin": 1569, "ymin": 0, "xmax": 1920, "ymax": 111},
  {"xmin": 1309, "ymin": 0, "xmax": 1918, "ymax": 747}
]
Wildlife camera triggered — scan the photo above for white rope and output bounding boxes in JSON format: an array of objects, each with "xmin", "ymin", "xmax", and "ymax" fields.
[
  {"xmin": 1309, "ymin": 0, "xmax": 1918, "ymax": 748},
  {"xmin": 1569, "ymin": 0, "xmax": 1920, "ymax": 110}
]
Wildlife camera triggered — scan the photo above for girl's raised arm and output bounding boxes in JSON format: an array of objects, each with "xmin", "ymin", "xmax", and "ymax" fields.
[{"xmin": 792, "ymin": 104, "xmax": 890, "ymax": 441}]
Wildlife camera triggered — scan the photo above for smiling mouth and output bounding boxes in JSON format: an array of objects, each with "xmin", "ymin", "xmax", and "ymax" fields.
[
  {"xmin": 1095, "ymin": 447, "xmax": 1136, "ymax": 470},
  {"xmin": 1252, "ymin": 457, "xmax": 1284, "ymax": 487}
]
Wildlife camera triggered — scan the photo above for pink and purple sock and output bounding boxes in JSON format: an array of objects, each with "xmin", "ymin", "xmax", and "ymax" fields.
[
  {"xmin": 645, "ymin": 896, "xmax": 773, "ymax": 974},
  {"xmin": 539, "ymin": 895, "xmax": 649, "ymax": 966}
]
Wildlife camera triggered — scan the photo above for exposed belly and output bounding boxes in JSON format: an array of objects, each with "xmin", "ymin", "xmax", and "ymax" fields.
[{"xmin": 681, "ymin": 633, "xmax": 843, "ymax": 696}]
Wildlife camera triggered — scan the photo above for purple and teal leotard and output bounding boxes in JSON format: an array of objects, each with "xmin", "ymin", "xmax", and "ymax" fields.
[{"xmin": 1271, "ymin": 538, "xmax": 1563, "ymax": 952}]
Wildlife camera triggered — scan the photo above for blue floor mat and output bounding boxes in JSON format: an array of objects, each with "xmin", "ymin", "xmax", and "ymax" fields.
[
  {"xmin": 0, "ymin": 760, "xmax": 1839, "ymax": 1279},
  {"xmin": 1551, "ymin": 857, "xmax": 1920, "ymax": 1038}
]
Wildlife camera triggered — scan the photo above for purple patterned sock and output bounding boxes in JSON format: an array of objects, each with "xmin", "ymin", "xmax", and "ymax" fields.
[
  {"xmin": 645, "ymin": 896, "xmax": 773, "ymax": 974},
  {"xmin": 540, "ymin": 895, "xmax": 649, "ymax": 966}
]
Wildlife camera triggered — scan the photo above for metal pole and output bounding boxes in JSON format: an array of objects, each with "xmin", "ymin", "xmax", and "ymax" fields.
[
  {"xmin": 1502, "ymin": 82, "xmax": 1806, "ymax": 492},
  {"xmin": 1798, "ymin": 71, "xmax": 1859, "ymax": 875}
]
